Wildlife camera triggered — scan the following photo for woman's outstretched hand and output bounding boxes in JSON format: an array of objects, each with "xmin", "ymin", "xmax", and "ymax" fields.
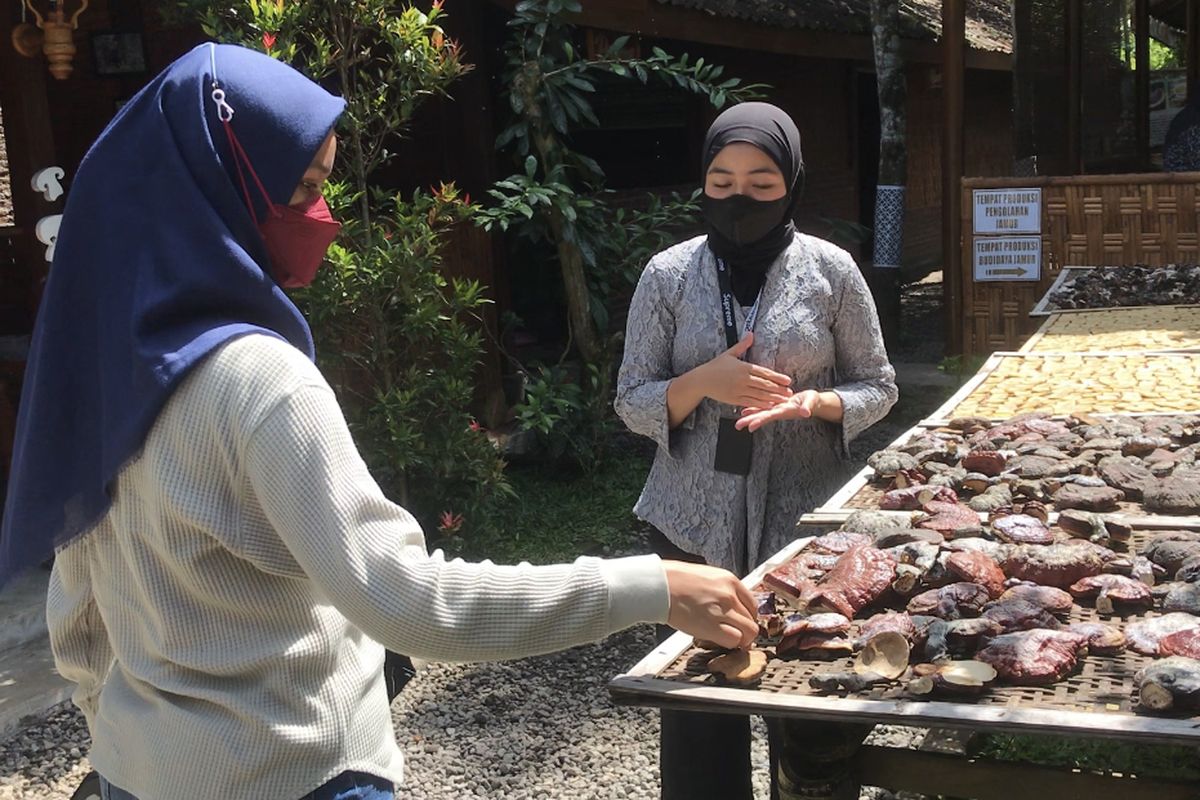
[
  {"xmin": 661, "ymin": 561, "xmax": 759, "ymax": 649},
  {"xmin": 735, "ymin": 389, "xmax": 844, "ymax": 432}
]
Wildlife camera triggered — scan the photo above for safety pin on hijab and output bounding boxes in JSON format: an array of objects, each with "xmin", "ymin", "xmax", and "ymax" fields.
[{"xmin": 208, "ymin": 43, "xmax": 235, "ymax": 122}]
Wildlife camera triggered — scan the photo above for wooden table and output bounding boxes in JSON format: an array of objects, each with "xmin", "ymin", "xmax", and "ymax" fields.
[{"xmin": 609, "ymin": 535, "xmax": 1200, "ymax": 800}]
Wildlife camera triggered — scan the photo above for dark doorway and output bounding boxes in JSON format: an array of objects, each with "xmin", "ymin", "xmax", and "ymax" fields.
[{"xmin": 856, "ymin": 71, "xmax": 881, "ymax": 256}]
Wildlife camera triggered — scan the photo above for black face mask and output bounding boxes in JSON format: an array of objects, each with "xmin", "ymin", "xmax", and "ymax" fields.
[{"xmin": 702, "ymin": 193, "xmax": 790, "ymax": 247}]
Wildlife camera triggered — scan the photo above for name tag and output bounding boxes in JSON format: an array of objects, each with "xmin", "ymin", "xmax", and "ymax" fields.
[{"xmin": 714, "ymin": 417, "xmax": 753, "ymax": 476}]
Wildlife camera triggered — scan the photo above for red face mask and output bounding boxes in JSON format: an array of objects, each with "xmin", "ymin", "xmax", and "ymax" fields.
[
  {"xmin": 258, "ymin": 193, "xmax": 341, "ymax": 288},
  {"xmin": 223, "ymin": 121, "xmax": 341, "ymax": 288}
]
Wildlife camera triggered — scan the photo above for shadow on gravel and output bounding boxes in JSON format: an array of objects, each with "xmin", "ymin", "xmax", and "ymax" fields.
[{"xmin": 390, "ymin": 626, "xmax": 664, "ymax": 799}]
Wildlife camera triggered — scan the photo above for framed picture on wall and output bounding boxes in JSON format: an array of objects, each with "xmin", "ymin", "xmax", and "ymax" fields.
[{"xmin": 91, "ymin": 32, "xmax": 147, "ymax": 76}]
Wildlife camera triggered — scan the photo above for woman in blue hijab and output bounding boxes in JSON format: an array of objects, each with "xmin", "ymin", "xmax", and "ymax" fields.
[{"xmin": 0, "ymin": 44, "xmax": 759, "ymax": 799}]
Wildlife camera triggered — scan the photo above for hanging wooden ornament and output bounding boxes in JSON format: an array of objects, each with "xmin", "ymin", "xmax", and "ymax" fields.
[
  {"xmin": 10, "ymin": 0, "xmax": 44, "ymax": 58},
  {"xmin": 11, "ymin": 22, "xmax": 43, "ymax": 56},
  {"xmin": 24, "ymin": 0, "xmax": 91, "ymax": 80}
]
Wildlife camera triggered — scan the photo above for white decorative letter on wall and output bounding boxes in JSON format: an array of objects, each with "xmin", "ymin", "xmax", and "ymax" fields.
[
  {"xmin": 35, "ymin": 215, "xmax": 63, "ymax": 263},
  {"xmin": 32, "ymin": 166, "xmax": 66, "ymax": 202},
  {"xmin": 32, "ymin": 165, "xmax": 69, "ymax": 264}
]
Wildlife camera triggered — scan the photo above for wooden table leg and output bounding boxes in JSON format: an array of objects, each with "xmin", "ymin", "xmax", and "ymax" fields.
[{"xmin": 773, "ymin": 720, "xmax": 873, "ymax": 800}]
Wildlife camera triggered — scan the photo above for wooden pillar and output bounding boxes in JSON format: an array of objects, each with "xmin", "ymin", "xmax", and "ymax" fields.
[
  {"xmin": 1189, "ymin": 0, "xmax": 1200, "ymax": 97},
  {"xmin": 942, "ymin": 0, "xmax": 965, "ymax": 355},
  {"xmin": 1011, "ymin": 0, "xmax": 1035, "ymax": 163},
  {"xmin": 1135, "ymin": 0, "xmax": 1150, "ymax": 170},
  {"xmin": 438, "ymin": 5, "xmax": 509, "ymax": 427},
  {"xmin": 0, "ymin": 7, "xmax": 58, "ymax": 526},
  {"xmin": 1066, "ymin": 0, "xmax": 1082, "ymax": 173},
  {"xmin": 0, "ymin": 4, "xmax": 58, "ymax": 320}
]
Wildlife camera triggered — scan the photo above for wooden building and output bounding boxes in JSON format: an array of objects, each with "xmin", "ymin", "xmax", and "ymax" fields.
[
  {"xmin": 449, "ymin": 0, "xmax": 1016, "ymax": 276},
  {"xmin": 531, "ymin": 0, "xmax": 1017, "ymax": 271},
  {"xmin": 941, "ymin": 0, "xmax": 1200, "ymax": 355},
  {"xmin": 1, "ymin": 2, "xmax": 202, "ymax": 508},
  {"xmin": 0, "ymin": 0, "xmax": 1019, "ymax": 506}
]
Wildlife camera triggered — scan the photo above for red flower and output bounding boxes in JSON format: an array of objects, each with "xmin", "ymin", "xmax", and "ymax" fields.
[
  {"xmin": 432, "ymin": 0, "xmax": 445, "ymax": 9},
  {"xmin": 438, "ymin": 511, "xmax": 465, "ymax": 534},
  {"xmin": 262, "ymin": 32, "xmax": 278, "ymax": 51},
  {"xmin": 468, "ymin": 420, "xmax": 483, "ymax": 433}
]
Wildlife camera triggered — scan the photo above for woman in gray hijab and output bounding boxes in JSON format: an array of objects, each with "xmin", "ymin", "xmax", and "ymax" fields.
[{"xmin": 616, "ymin": 102, "xmax": 898, "ymax": 799}]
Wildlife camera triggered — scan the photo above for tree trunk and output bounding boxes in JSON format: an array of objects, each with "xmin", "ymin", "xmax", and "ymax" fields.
[
  {"xmin": 517, "ymin": 65, "xmax": 605, "ymax": 366},
  {"xmin": 543, "ymin": 203, "xmax": 604, "ymax": 365},
  {"xmin": 869, "ymin": 0, "xmax": 907, "ymax": 353}
]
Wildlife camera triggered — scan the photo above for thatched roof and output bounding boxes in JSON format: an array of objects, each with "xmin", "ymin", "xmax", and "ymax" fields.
[
  {"xmin": 1149, "ymin": 0, "xmax": 1188, "ymax": 30},
  {"xmin": 654, "ymin": 0, "xmax": 1014, "ymax": 53}
]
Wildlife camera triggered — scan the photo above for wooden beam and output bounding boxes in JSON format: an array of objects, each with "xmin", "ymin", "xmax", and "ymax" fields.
[
  {"xmin": 0, "ymin": 3, "xmax": 58, "ymax": 324},
  {"xmin": 610, "ymin": 672, "xmax": 1200, "ymax": 746},
  {"xmin": 484, "ymin": 0, "xmax": 1012, "ymax": 71},
  {"xmin": 962, "ymin": 170, "xmax": 1200, "ymax": 187},
  {"xmin": 0, "ymin": 13, "xmax": 58, "ymax": 229},
  {"xmin": 1137, "ymin": 0, "xmax": 1151, "ymax": 170},
  {"xmin": 851, "ymin": 745, "xmax": 1200, "ymax": 800},
  {"xmin": 1011, "ymin": 0, "xmax": 1035, "ymax": 162},
  {"xmin": 1067, "ymin": 0, "xmax": 1083, "ymax": 173},
  {"xmin": 942, "ymin": 0, "xmax": 965, "ymax": 355},
  {"xmin": 1189, "ymin": 0, "xmax": 1200, "ymax": 95}
]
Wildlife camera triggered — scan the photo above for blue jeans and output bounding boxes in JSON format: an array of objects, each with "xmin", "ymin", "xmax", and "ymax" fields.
[{"xmin": 99, "ymin": 771, "xmax": 395, "ymax": 799}]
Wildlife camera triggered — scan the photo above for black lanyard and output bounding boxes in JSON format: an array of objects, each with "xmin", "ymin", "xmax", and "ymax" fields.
[
  {"xmin": 712, "ymin": 257, "xmax": 760, "ymax": 478},
  {"xmin": 715, "ymin": 258, "xmax": 762, "ymax": 350}
]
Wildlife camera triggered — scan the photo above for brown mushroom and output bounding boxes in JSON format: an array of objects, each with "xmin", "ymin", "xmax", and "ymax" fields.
[
  {"xmin": 706, "ymin": 649, "xmax": 769, "ymax": 687},
  {"xmin": 906, "ymin": 660, "xmax": 998, "ymax": 696},
  {"xmin": 855, "ymin": 632, "xmax": 911, "ymax": 680}
]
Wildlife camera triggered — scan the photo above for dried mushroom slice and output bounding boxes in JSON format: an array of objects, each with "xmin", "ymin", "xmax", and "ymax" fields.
[
  {"xmin": 854, "ymin": 632, "xmax": 911, "ymax": 680},
  {"xmin": 907, "ymin": 660, "xmax": 998, "ymax": 695},
  {"xmin": 706, "ymin": 648, "xmax": 768, "ymax": 687}
]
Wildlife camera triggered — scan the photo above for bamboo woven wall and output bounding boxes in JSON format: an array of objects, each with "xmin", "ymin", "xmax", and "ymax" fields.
[{"xmin": 961, "ymin": 173, "xmax": 1200, "ymax": 355}]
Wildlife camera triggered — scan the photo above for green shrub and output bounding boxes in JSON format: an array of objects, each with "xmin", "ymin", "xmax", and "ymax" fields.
[{"xmin": 171, "ymin": 0, "xmax": 512, "ymax": 536}]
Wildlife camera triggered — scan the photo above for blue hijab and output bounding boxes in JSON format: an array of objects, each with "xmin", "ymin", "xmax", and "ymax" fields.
[{"xmin": 0, "ymin": 44, "xmax": 345, "ymax": 587}]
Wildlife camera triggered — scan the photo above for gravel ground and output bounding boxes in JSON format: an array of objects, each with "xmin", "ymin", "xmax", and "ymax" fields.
[
  {"xmin": 0, "ymin": 629, "xmax": 924, "ymax": 800},
  {"xmin": 894, "ymin": 279, "xmax": 945, "ymax": 366},
  {"xmin": 0, "ymin": 499, "xmax": 938, "ymax": 797},
  {"xmin": 0, "ymin": 281, "xmax": 949, "ymax": 799}
]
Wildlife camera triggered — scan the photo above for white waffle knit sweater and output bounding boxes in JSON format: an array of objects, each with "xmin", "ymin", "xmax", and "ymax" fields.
[{"xmin": 47, "ymin": 334, "xmax": 670, "ymax": 800}]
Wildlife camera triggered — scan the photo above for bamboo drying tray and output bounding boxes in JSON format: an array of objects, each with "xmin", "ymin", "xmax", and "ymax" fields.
[
  {"xmin": 1030, "ymin": 267, "xmax": 1095, "ymax": 317},
  {"xmin": 810, "ymin": 416, "xmax": 1200, "ymax": 528},
  {"xmin": 1020, "ymin": 307, "xmax": 1200, "ymax": 354},
  {"xmin": 928, "ymin": 352, "xmax": 1200, "ymax": 422},
  {"xmin": 812, "ymin": 422, "xmax": 928, "ymax": 515},
  {"xmin": 811, "ymin": 468, "xmax": 1200, "ymax": 529},
  {"xmin": 610, "ymin": 529, "xmax": 1200, "ymax": 745},
  {"xmin": 1030, "ymin": 266, "xmax": 1200, "ymax": 318}
]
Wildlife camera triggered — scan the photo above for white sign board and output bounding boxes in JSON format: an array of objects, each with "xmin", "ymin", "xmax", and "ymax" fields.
[
  {"xmin": 973, "ymin": 236, "xmax": 1042, "ymax": 282},
  {"xmin": 973, "ymin": 188, "xmax": 1042, "ymax": 234}
]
